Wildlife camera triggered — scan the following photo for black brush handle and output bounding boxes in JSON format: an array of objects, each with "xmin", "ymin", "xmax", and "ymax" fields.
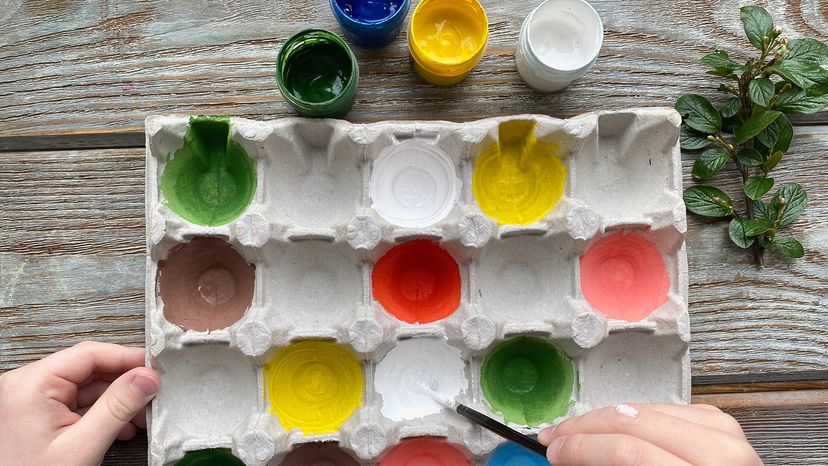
[{"xmin": 456, "ymin": 404, "xmax": 548, "ymax": 457}]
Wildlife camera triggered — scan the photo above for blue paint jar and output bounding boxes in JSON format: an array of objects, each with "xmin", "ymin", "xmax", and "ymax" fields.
[
  {"xmin": 330, "ymin": 0, "xmax": 411, "ymax": 47},
  {"xmin": 487, "ymin": 442, "xmax": 549, "ymax": 466}
]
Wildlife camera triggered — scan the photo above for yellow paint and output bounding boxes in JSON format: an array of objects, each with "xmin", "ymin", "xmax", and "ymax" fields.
[
  {"xmin": 408, "ymin": 0, "xmax": 488, "ymax": 85},
  {"xmin": 263, "ymin": 340, "xmax": 363, "ymax": 434},
  {"xmin": 473, "ymin": 120, "xmax": 567, "ymax": 225}
]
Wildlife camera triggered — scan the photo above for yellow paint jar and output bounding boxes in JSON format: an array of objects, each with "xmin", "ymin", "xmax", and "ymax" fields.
[{"xmin": 408, "ymin": 0, "xmax": 489, "ymax": 86}]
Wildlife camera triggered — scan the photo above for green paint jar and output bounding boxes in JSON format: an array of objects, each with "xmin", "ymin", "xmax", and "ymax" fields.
[
  {"xmin": 173, "ymin": 448, "xmax": 245, "ymax": 466},
  {"xmin": 159, "ymin": 116, "xmax": 257, "ymax": 226},
  {"xmin": 276, "ymin": 29, "xmax": 359, "ymax": 118}
]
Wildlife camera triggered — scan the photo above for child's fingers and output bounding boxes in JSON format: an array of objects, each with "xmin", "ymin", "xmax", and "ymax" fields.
[
  {"xmin": 547, "ymin": 405, "xmax": 756, "ymax": 465},
  {"xmin": 632, "ymin": 403, "xmax": 747, "ymax": 439},
  {"xmin": 35, "ymin": 342, "xmax": 146, "ymax": 385},
  {"xmin": 58, "ymin": 367, "xmax": 159, "ymax": 463},
  {"xmin": 132, "ymin": 406, "xmax": 148, "ymax": 430},
  {"xmin": 116, "ymin": 423, "xmax": 138, "ymax": 441},
  {"xmin": 76, "ymin": 381, "xmax": 110, "ymax": 408},
  {"xmin": 547, "ymin": 433, "xmax": 691, "ymax": 466}
]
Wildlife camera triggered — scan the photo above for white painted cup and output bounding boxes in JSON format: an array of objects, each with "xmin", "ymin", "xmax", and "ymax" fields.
[{"xmin": 516, "ymin": 0, "xmax": 604, "ymax": 92}]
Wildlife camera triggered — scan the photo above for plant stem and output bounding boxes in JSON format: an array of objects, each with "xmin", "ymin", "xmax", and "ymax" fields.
[{"xmin": 734, "ymin": 153, "xmax": 765, "ymax": 267}]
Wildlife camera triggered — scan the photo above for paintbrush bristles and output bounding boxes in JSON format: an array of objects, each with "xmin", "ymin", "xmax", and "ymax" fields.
[{"xmin": 414, "ymin": 379, "xmax": 457, "ymax": 409}]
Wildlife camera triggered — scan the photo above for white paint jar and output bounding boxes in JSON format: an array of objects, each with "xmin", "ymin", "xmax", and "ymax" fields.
[{"xmin": 516, "ymin": 0, "xmax": 604, "ymax": 92}]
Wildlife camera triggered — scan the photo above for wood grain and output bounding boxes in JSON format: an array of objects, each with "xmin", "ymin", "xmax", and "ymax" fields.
[
  {"xmin": 1, "ymin": 128, "xmax": 825, "ymax": 378},
  {"xmin": 1, "ymin": 0, "xmax": 827, "ymax": 147}
]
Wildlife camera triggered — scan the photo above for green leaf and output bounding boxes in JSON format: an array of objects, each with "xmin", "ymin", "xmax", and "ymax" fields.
[
  {"xmin": 728, "ymin": 218, "xmax": 754, "ymax": 249},
  {"xmin": 774, "ymin": 89, "xmax": 828, "ymax": 114},
  {"xmin": 744, "ymin": 218, "xmax": 773, "ymax": 236},
  {"xmin": 734, "ymin": 110, "xmax": 782, "ymax": 144},
  {"xmin": 740, "ymin": 6, "xmax": 774, "ymax": 51},
  {"xmin": 700, "ymin": 50, "xmax": 748, "ymax": 76},
  {"xmin": 769, "ymin": 59, "xmax": 828, "ymax": 93},
  {"xmin": 684, "ymin": 185, "xmax": 734, "ymax": 218},
  {"xmin": 773, "ymin": 236, "xmax": 805, "ymax": 258},
  {"xmin": 745, "ymin": 176, "xmax": 774, "ymax": 200},
  {"xmin": 676, "ymin": 94, "xmax": 722, "ymax": 134},
  {"xmin": 680, "ymin": 125, "xmax": 712, "ymax": 150},
  {"xmin": 748, "ymin": 77, "xmax": 775, "ymax": 107},
  {"xmin": 752, "ymin": 199, "xmax": 776, "ymax": 223},
  {"xmin": 773, "ymin": 183, "xmax": 808, "ymax": 227},
  {"xmin": 785, "ymin": 38, "xmax": 828, "ymax": 64},
  {"xmin": 736, "ymin": 147, "xmax": 764, "ymax": 166},
  {"xmin": 692, "ymin": 148, "xmax": 729, "ymax": 180},
  {"xmin": 763, "ymin": 150, "xmax": 783, "ymax": 172},
  {"xmin": 720, "ymin": 96, "xmax": 742, "ymax": 118},
  {"xmin": 755, "ymin": 114, "xmax": 791, "ymax": 153}
]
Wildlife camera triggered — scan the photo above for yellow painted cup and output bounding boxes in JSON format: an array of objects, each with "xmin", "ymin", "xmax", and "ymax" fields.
[{"xmin": 408, "ymin": 0, "xmax": 489, "ymax": 86}]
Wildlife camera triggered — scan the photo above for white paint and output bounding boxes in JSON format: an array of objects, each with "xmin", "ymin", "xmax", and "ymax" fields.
[
  {"xmin": 616, "ymin": 404, "xmax": 639, "ymax": 418},
  {"xmin": 370, "ymin": 139, "xmax": 460, "ymax": 228},
  {"xmin": 374, "ymin": 338, "xmax": 467, "ymax": 421},
  {"xmin": 515, "ymin": 0, "xmax": 603, "ymax": 92}
]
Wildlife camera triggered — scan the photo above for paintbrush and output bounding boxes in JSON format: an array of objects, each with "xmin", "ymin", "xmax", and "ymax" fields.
[{"xmin": 415, "ymin": 380, "xmax": 548, "ymax": 458}]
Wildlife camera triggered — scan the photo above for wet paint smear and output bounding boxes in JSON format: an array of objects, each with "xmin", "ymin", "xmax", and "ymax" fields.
[
  {"xmin": 372, "ymin": 240, "xmax": 461, "ymax": 324},
  {"xmin": 411, "ymin": 0, "xmax": 484, "ymax": 64},
  {"xmin": 173, "ymin": 449, "xmax": 245, "ymax": 466},
  {"xmin": 580, "ymin": 230, "xmax": 670, "ymax": 322},
  {"xmin": 263, "ymin": 340, "xmax": 363, "ymax": 434},
  {"xmin": 378, "ymin": 437, "xmax": 473, "ymax": 466},
  {"xmin": 374, "ymin": 338, "xmax": 467, "ymax": 421},
  {"xmin": 281, "ymin": 442, "xmax": 359, "ymax": 466},
  {"xmin": 157, "ymin": 237, "xmax": 255, "ymax": 332},
  {"xmin": 481, "ymin": 336, "xmax": 574, "ymax": 427},
  {"xmin": 487, "ymin": 442, "xmax": 549, "ymax": 466},
  {"xmin": 282, "ymin": 37, "xmax": 353, "ymax": 104},
  {"xmin": 473, "ymin": 120, "xmax": 566, "ymax": 225},
  {"xmin": 160, "ymin": 116, "xmax": 257, "ymax": 226}
]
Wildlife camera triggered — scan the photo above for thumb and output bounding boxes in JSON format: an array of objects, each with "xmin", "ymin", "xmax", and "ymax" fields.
[{"xmin": 63, "ymin": 367, "xmax": 159, "ymax": 461}]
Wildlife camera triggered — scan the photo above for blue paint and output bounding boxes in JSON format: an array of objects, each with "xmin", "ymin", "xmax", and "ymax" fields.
[
  {"xmin": 488, "ymin": 442, "xmax": 549, "ymax": 466},
  {"xmin": 330, "ymin": 0, "xmax": 410, "ymax": 47}
]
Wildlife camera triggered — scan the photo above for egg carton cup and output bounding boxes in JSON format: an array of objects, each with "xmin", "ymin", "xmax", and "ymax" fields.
[{"xmin": 145, "ymin": 109, "xmax": 689, "ymax": 465}]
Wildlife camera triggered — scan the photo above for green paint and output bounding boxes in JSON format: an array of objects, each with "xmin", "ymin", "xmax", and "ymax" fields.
[
  {"xmin": 160, "ymin": 116, "xmax": 256, "ymax": 226},
  {"xmin": 277, "ymin": 29, "xmax": 359, "ymax": 118},
  {"xmin": 174, "ymin": 449, "xmax": 245, "ymax": 466},
  {"xmin": 481, "ymin": 336, "xmax": 574, "ymax": 426}
]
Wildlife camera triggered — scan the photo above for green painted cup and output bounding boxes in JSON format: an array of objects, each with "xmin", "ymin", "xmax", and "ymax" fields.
[{"xmin": 276, "ymin": 29, "xmax": 359, "ymax": 118}]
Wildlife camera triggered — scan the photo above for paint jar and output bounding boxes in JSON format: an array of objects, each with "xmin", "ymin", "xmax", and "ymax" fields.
[
  {"xmin": 281, "ymin": 443, "xmax": 359, "ymax": 466},
  {"xmin": 174, "ymin": 449, "xmax": 246, "ymax": 466},
  {"xmin": 330, "ymin": 0, "xmax": 411, "ymax": 47},
  {"xmin": 276, "ymin": 29, "xmax": 359, "ymax": 118},
  {"xmin": 488, "ymin": 442, "xmax": 549, "ymax": 466},
  {"xmin": 408, "ymin": 0, "xmax": 488, "ymax": 86},
  {"xmin": 515, "ymin": 0, "xmax": 603, "ymax": 92},
  {"xmin": 370, "ymin": 139, "xmax": 460, "ymax": 228},
  {"xmin": 379, "ymin": 437, "xmax": 473, "ymax": 465}
]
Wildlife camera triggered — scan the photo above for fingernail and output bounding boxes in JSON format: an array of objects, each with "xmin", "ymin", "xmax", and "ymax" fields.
[
  {"xmin": 547, "ymin": 436, "xmax": 566, "ymax": 463},
  {"xmin": 130, "ymin": 374, "xmax": 159, "ymax": 400},
  {"xmin": 538, "ymin": 425, "xmax": 556, "ymax": 444}
]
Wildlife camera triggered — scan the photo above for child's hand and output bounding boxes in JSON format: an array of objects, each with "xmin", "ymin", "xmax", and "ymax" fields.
[
  {"xmin": 0, "ymin": 342, "xmax": 160, "ymax": 466},
  {"xmin": 539, "ymin": 403, "xmax": 762, "ymax": 466}
]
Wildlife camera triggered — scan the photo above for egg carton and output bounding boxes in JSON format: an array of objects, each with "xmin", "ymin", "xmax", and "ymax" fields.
[{"xmin": 145, "ymin": 109, "xmax": 690, "ymax": 466}]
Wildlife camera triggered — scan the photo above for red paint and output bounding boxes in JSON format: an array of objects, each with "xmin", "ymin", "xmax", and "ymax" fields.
[
  {"xmin": 372, "ymin": 240, "xmax": 461, "ymax": 324},
  {"xmin": 378, "ymin": 437, "xmax": 472, "ymax": 466},
  {"xmin": 580, "ymin": 231, "xmax": 670, "ymax": 322}
]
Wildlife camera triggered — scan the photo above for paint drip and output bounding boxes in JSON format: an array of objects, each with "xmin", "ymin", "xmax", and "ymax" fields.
[
  {"xmin": 157, "ymin": 237, "xmax": 255, "ymax": 332},
  {"xmin": 487, "ymin": 442, "xmax": 549, "ymax": 466},
  {"xmin": 173, "ymin": 449, "xmax": 245, "ymax": 466},
  {"xmin": 372, "ymin": 240, "xmax": 461, "ymax": 324},
  {"xmin": 378, "ymin": 437, "xmax": 473, "ymax": 466},
  {"xmin": 374, "ymin": 338, "xmax": 467, "ymax": 421},
  {"xmin": 481, "ymin": 336, "xmax": 574, "ymax": 426},
  {"xmin": 280, "ymin": 442, "xmax": 359, "ymax": 466},
  {"xmin": 263, "ymin": 340, "xmax": 363, "ymax": 434},
  {"xmin": 159, "ymin": 116, "xmax": 257, "ymax": 226},
  {"xmin": 473, "ymin": 120, "xmax": 566, "ymax": 225},
  {"xmin": 579, "ymin": 230, "xmax": 670, "ymax": 322}
]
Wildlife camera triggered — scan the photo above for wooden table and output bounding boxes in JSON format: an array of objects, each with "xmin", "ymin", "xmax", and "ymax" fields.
[{"xmin": 1, "ymin": 0, "xmax": 826, "ymax": 464}]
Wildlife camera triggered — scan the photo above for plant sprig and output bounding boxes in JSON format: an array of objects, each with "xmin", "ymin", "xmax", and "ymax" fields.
[{"xmin": 676, "ymin": 6, "xmax": 826, "ymax": 266}]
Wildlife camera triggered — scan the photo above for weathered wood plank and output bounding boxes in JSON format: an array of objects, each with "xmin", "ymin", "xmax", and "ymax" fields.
[
  {"xmin": 1, "ymin": 0, "xmax": 827, "ymax": 146},
  {"xmin": 1, "ymin": 127, "xmax": 826, "ymax": 378},
  {"xmin": 98, "ymin": 395, "xmax": 828, "ymax": 465}
]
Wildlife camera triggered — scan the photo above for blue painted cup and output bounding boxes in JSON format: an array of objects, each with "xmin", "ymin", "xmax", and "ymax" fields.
[{"xmin": 330, "ymin": 0, "xmax": 411, "ymax": 47}]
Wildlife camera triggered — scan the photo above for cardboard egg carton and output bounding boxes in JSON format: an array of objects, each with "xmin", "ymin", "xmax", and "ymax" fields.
[{"xmin": 145, "ymin": 109, "xmax": 690, "ymax": 465}]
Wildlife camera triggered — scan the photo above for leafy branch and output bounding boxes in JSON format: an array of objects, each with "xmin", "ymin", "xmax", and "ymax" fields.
[{"xmin": 677, "ymin": 6, "xmax": 825, "ymax": 266}]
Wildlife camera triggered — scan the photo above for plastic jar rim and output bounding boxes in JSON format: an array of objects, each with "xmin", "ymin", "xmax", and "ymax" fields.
[
  {"xmin": 330, "ymin": 0, "xmax": 411, "ymax": 29},
  {"xmin": 408, "ymin": 0, "xmax": 489, "ymax": 68},
  {"xmin": 523, "ymin": 0, "xmax": 604, "ymax": 74}
]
